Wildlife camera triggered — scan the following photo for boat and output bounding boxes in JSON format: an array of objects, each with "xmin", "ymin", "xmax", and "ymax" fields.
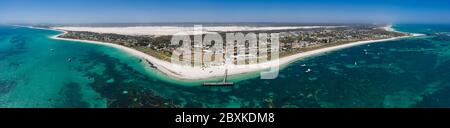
[
  {"xmin": 305, "ymin": 68, "xmax": 312, "ymax": 73},
  {"xmin": 203, "ymin": 69, "xmax": 234, "ymax": 86}
]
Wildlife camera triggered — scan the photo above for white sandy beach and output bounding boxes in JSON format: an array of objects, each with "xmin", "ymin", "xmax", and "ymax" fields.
[
  {"xmin": 383, "ymin": 25, "xmax": 425, "ymax": 36},
  {"xmin": 50, "ymin": 26, "xmax": 422, "ymax": 80},
  {"xmin": 53, "ymin": 26, "xmax": 341, "ymax": 36}
]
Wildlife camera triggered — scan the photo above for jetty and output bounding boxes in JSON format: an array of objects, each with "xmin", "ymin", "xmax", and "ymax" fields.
[{"xmin": 202, "ymin": 69, "xmax": 234, "ymax": 86}]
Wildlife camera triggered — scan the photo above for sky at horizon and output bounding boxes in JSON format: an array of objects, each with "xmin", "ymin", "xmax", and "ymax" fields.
[{"xmin": 1, "ymin": 0, "xmax": 450, "ymax": 24}]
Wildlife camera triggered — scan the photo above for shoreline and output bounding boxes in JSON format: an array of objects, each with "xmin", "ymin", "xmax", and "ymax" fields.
[
  {"xmin": 49, "ymin": 26, "xmax": 422, "ymax": 81},
  {"xmin": 52, "ymin": 26, "xmax": 344, "ymax": 36}
]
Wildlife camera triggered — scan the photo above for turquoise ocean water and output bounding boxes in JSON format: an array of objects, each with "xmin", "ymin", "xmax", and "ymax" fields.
[{"xmin": 0, "ymin": 24, "xmax": 450, "ymax": 108}]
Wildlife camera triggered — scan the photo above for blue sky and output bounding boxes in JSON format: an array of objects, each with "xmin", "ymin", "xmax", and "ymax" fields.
[{"xmin": 1, "ymin": 0, "xmax": 450, "ymax": 24}]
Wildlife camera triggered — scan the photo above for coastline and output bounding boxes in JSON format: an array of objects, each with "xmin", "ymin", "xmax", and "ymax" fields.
[
  {"xmin": 52, "ymin": 26, "xmax": 344, "ymax": 36},
  {"xmin": 49, "ymin": 26, "xmax": 422, "ymax": 81}
]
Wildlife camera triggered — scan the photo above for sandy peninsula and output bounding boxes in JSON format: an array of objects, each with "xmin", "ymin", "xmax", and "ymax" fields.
[
  {"xmin": 53, "ymin": 26, "xmax": 341, "ymax": 36},
  {"xmin": 50, "ymin": 25, "xmax": 423, "ymax": 81}
]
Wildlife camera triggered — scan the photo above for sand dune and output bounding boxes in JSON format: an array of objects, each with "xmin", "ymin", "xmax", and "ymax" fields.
[{"xmin": 54, "ymin": 26, "xmax": 341, "ymax": 36}]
